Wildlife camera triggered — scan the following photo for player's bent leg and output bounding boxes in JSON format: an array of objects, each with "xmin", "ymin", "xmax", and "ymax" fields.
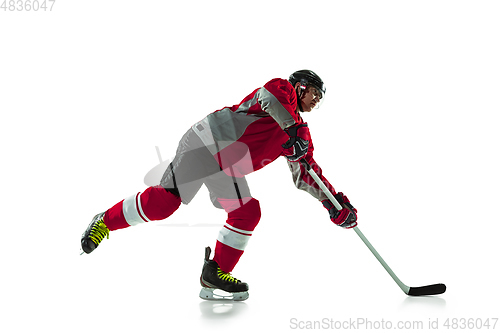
[
  {"xmin": 81, "ymin": 186, "xmax": 181, "ymax": 254},
  {"xmin": 213, "ymin": 197, "xmax": 261, "ymax": 273}
]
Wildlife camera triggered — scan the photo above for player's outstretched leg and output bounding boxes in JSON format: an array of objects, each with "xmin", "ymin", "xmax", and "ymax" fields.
[
  {"xmin": 199, "ymin": 246, "xmax": 249, "ymax": 301},
  {"xmin": 81, "ymin": 186, "xmax": 181, "ymax": 254}
]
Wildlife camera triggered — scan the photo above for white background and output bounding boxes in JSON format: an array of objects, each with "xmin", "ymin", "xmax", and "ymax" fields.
[{"xmin": 1, "ymin": 1, "xmax": 499, "ymax": 332}]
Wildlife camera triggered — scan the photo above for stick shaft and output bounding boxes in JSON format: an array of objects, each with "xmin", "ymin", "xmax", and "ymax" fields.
[
  {"xmin": 352, "ymin": 226, "xmax": 410, "ymax": 293},
  {"xmin": 300, "ymin": 159, "xmax": 410, "ymax": 294}
]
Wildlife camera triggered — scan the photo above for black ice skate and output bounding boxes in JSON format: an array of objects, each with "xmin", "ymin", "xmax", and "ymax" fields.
[
  {"xmin": 199, "ymin": 246, "xmax": 249, "ymax": 301},
  {"xmin": 81, "ymin": 212, "xmax": 109, "ymax": 254}
]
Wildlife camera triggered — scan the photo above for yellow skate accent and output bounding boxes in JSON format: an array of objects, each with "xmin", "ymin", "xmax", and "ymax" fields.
[
  {"xmin": 217, "ymin": 268, "xmax": 240, "ymax": 283},
  {"xmin": 89, "ymin": 219, "xmax": 110, "ymax": 246}
]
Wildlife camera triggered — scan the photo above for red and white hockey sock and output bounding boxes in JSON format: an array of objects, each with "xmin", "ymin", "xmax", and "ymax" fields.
[
  {"xmin": 104, "ymin": 185, "xmax": 181, "ymax": 231},
  {"xmin": 213, "ymin": 198, "xmax": 261, "ymax": 273}
]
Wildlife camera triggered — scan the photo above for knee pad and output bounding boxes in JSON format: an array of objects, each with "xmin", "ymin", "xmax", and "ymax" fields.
[
  {"xmin": 140, "ymin": 185, "xmax": 181, "ymax": 221},
  {"xmin": 121, "ymin": 186, "xmax": 181, "ymax": 225},
  {"xmin": 226, "ymin": 198, "xmax": 261, "ymax": 231},
  {"xmin": 104, "ymin": 186, "xmax": 181, "ymax": 230}
]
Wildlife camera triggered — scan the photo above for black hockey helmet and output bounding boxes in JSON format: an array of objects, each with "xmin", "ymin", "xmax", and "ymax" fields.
[{"xmin": 289, "ymin": 69, "xmax": 326, "ymax": 100}]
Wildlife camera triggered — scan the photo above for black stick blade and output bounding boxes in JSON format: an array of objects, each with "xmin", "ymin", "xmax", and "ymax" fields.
[{"xmin": 407, "ymin": 283, "xmax": 446, "ymax": 296}]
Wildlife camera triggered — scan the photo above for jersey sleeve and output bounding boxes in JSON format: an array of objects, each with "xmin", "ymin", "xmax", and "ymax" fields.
[
  {"xmin": 257, "ymin": 78, "xmax": 301, "ymax": 129},
  {"xmin": 286, "ymin": 139, "xmax": 336, "ymax": 201}
]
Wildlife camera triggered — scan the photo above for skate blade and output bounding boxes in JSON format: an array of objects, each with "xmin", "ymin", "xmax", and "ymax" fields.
[{"xmin": 199, "ymin": 287, "xmax": 249, "ymax": 301}]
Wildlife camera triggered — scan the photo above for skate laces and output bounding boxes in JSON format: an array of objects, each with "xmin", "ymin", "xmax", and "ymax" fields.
[
  {"xmin": 90, "ymin": 220, "xmax": 109, "ymax": 245},
  {"xmin": 217, "ymin": 268, "xmax": 240, "ymax": 284}
]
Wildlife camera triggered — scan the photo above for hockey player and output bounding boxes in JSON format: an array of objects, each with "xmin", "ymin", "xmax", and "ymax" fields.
[{"xmin": 81, "ymin": 70, "xmax": 358, "ymax": 301}]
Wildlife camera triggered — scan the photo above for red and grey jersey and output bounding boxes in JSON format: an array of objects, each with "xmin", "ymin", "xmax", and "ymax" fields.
[{"xmin": 191, "ymin": 78, "xmax": 336, "ymax": 201}]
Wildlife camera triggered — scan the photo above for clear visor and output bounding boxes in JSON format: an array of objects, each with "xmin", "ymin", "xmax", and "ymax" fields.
[{"xmin": 305, "ymin": 85, "xmax": 325, "ymax": 109}]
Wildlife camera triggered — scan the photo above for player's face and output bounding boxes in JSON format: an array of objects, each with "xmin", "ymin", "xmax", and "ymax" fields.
[{"xmin": 300, "ymin": 86, "xmax": 323, "ymax": 112}]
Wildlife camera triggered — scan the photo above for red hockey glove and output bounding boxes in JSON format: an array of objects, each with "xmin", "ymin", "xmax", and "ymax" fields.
[
  {"xmin": 322, "ymin": 192, "xmax": 358, "ymax": 229},
  {"xmin": 282, "ymin": 123, "xmax": 310, "ymax": 162}
]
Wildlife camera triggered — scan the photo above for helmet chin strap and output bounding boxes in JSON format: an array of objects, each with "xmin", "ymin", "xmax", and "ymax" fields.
[{"xmin": 295, "ymin": 85, "xmax": 306, "ymax": 112}]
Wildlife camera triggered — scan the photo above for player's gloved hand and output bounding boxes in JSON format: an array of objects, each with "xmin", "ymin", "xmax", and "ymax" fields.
[
  {"xmin": 282, "ymin": 123, "xmax": 310, "ymax": 162},
  {"xmin": 322, "ymin": 192, "xmax": 358, "ymax": 229}
]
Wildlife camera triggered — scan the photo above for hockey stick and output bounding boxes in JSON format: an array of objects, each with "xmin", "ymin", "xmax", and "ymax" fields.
[{"xmin": 300, "ymin": 159, "xmax": 446, "ymax": 296}]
